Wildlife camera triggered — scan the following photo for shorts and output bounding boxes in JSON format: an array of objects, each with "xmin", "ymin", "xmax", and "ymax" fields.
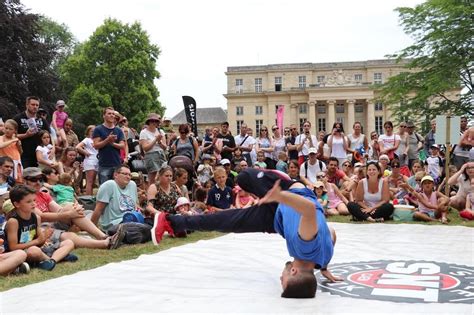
[
  {"xmin": 83, "ymin": 158, "xmax": 99, "ymax": 172},
  {"xmin": 41, "ymin": 229, "xmax": 63, "ymax": 257},
  {"xmin": 144, "ymin": 150, "xmax": 166, "ymax": 173},
  {"xmin": 419, "ymin": 210, "xmax": 435, "ymax": 218}
]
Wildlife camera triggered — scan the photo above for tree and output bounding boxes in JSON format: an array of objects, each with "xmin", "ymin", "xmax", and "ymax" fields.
[
  {"xmin": 377, "ymin": 0, "xmax": 473, "ymax": 131},
  {"xmin": 60, "ymin": 18, "xmax": 164, "ymax": 127},
  {"xmin": 0, "ymin": 0, "xmax": 64, "ymax": 119}
]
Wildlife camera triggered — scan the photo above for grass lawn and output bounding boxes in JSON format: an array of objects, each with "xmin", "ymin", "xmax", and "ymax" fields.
[{"xmin": 1, "ymin": 208, "xmax": 472, "ymax": 292}]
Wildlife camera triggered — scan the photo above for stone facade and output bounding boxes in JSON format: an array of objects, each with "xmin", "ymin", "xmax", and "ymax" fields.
[{"xmin": 224, "ymin": 59, "xmax": 409, "ymax": 135}]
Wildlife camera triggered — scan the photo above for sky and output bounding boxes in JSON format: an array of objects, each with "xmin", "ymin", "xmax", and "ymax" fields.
[{"xmin": 23, "ymin": 0, "xmax": 424, "ymax": 119}]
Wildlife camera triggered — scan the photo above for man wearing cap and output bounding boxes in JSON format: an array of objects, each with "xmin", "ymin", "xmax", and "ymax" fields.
[
  {"xmin": 13, "ymin": 96, "xmax": 50, "ymax": 168},
  {"xmin": 405, "ymin": 121, "xmax": 424, "ymax": 169},
  {"xmin": 152, "ymin": 168, "xmax": 340, "ymax": 298},
  {"xmin": 220, "ymin": 159, "xmax": 236, "ymax": 187},
  {"xmin": 299, "ymin": 147, "xmax": 326, "ymax": 186},
  {"xmin": 217, "ymin": 122, "xmax": 236, "ymax": 161},
  {"xmin": 21, "ymin": 167, "xmax": 125, "ymax": 249},
  {"xmin": 93, "ymin": 107, "xmax": 126, "ymax": 184}
]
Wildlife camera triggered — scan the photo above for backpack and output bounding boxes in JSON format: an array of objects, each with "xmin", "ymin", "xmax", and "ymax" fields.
[{"xmin": 304, "ymin": 160, "xmax": 324, "ymax": 179}]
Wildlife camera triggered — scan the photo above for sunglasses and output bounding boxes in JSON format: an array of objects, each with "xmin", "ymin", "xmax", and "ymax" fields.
[
  {"xmin": 392, "ymin": 165, "xmax": 400, "ymax": 168},
  {"xmin": 342, "ymin": 164, "xmax": 351, "ymax": 167},
  {"xmin": 261, "ymin": 129, "xmax": 268, "ymax": 132},
  {"xmin": 148, "ymin": 119, "xmax": 160, "ymax": 123},
  {"xmin": 25, "ymin": 177, "xmax": 43, "ymax": 182},
  {"xmin": 272, "ymin": 127, "xmax": 279, "ymax": 131}
]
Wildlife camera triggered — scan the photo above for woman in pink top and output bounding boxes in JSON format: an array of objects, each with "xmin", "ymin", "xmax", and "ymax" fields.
[{"xmin": 347, "ymin": 161, "xmax": 394, "ymax": 222}]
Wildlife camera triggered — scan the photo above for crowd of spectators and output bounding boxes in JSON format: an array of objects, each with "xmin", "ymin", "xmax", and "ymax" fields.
[{"xmin": 0, "ymin": 96, "xmax": 473, "ymax": 276}]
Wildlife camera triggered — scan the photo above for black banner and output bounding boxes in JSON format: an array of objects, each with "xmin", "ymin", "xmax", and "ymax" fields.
[{"xmin": 182, "ymin": 95, "xmax": 198, "ymax": 137}]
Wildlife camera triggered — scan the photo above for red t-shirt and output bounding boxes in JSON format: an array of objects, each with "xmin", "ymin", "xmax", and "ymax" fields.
[
  {"xmin": 36, "ymin": 191, "xmax": 53, "ymax": 213},
  {"xmin": 327, "ymin": 170, "xmax": 346, "ymax": 186}
]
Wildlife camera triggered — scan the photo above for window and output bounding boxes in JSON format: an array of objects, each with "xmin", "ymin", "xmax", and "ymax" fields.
[
  {"xmin": 354, "ymin": 74, "xmax": 362, "ymax": 82},
  {"xmin": 355, "ymin": 103, "xmax": 364, "ymax": 113},
  {"xmin": 374, "ymin": 73, "xmax": 383, "ymax": 84},
  {"xmin": 235, "ymin": 79, "xmax": 243, "ymax": 93},
  {"xmin": 299, "ymin": 104, "xmax": 307, "ymax": 114},
  {"xmin": 375, "ymin": 116, "xmax": 384, "ymax": 135},
  {"xmin": 317, "ymin": 75, "xmax": 325, "ymax": 83},
  {"xmin": 318, "ymin": 118, "xmax": 326, "ymax": 132},
  {"xmin": 375, "ymin": 102, "xmax": 383, "ymax": 111},
  {"xmin": 336, "ymin": 117, "xmax": 344, "ymax": 125},
  {"xmin": 255, "ymin": 120, "xmax": 263, "ymax": 134},
  {"xmin": 298, "ymin": 76, "xmax": 306, "ymax": 88},
  {"xmin": 275, "ymin": 77, "xmax": 282, "ymax": 91},
  {"xmin": 255, "ymin": 78, "xmax": 262, "ymax": 92},
  {"xmin": 236, "ymin": 106, "xmax": 244, "ymax": 116},
  {"xmin": 255, "ymin": 105, "xmax": 263, "ymax": 115},
  {"xmin": 236, "ymin": 120, "xmax": 244, "ymax": 135},
  {"xmin": 317, "ymin": 104, "xmax": 326, "ymax": 114},
  {"xmin": 336, "ymin": 103, "xmax": 345, "ymax": 114},
  {"xmin": 299, "ymin": 118, "xmax": 307, "ymax": 133}
]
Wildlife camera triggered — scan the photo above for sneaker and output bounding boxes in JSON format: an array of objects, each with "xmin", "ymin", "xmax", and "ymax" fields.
[
  {"xmin": 62, "ymin": 253, "xmax": 78, "ymax": 262},
  {"xmin": 151, "ymin": 212, "xmax": 174, "ymax": 246},
  {"xmin": 38, "ymin": 259, "xmax": 56, "ymax": 271},
  {"xmin": 13, "ymin": 262, "xmax": 30, "ymax": 275},
  {"xmin": 108, "ymin": 224, "xmax": 126, "ymax": 250}
]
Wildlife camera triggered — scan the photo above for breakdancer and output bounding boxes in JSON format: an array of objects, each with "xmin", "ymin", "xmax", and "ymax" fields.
[{"xmin": 152, "ymin": 168, "xmax": 342, "ymax": 298}]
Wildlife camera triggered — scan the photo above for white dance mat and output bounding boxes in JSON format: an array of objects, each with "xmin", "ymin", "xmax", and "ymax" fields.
[{"xmin": 1, "ymin": 223, "xmax": 473, "ymax": 314}]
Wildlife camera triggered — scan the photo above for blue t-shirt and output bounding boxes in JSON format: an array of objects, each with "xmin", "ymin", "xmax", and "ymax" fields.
[
  {"xmin": 273, "ymin": 187, "xmax": 333, "ymax": 268},
  {"xmin": 207, "ymin": 184, "xmax": 233, "ymax": 210},
  {"xmin": 92, "ymin": 124, "xmax": 125, "ymax": 167}
]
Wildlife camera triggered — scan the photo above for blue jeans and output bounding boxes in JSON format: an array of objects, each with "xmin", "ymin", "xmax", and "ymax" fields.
[{"xmin": 98, "ymin": 166, "xmax": 115, "ymax": 185}]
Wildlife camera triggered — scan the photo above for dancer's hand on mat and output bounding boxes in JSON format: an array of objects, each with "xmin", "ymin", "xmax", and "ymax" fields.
[
  {"xmin": 259, "ymin": 180, "xmax": 281, "ymax": 205},
  {"xmin": 321, "ymin": 269, "xmax": 343, "ymax": 282}
]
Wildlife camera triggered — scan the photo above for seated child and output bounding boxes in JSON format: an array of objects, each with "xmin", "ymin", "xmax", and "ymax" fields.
[
  {"xmin": 197, "ymin": 154, "xmax": 213, "ymax": 185},
  {"xmin": 314, "ymin": 181, "xmax": 328, "ymax": 214},
  {"xmin": 44, "ymin": 173, "xmax": 75, "ymax": 205},
  {"xmin": 234, "ymin": 185, "xmax": 256, "ymax": 208},
  {"xmin": 192, "ymin": 187, "xmax": 208, "ymax": 214},
  {"xmin": 321, "ymin": 173, "xmax": 350, "ymax": 216},
  {"xmin": 459, "ymin": 178, "xmax": 474, "ymax": 220},
  {"xmin": 5, "ymin": 185, "xmax": 76, "ymax": 271},
  {"xmin": 400, "ymin": 176, "xmax": 449, "ymax": 224},
  {"xmin": 254, "ymin": 151, "xmax": 267, "ymax": 169},
  {"xmin": 276, "ymin": 151, "xmax": 288, "ymax": 173},
  {"xmin": 231, "ymin": 149, "xmax": 245, "ymax": 170},
  {"xmin": 206, "ymin": 167, "xmax": 233, "ymax": 212},
  {"xmin": 175, "ymin": 197, "xmax": 199, "ymax": 216}
]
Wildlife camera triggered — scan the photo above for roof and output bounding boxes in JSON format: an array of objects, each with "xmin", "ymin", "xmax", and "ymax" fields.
[{"xmin": 170, "ymin": 107, "xmax": 227, "ymax": 125}]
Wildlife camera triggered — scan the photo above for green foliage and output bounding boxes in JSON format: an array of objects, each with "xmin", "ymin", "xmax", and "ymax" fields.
[
  {"xmin": 377, "ymin": 0, "xmax": 473, "ymax": 132},
  {"xmin": 0, "ymin": 0, "xmax": 64, "ymax": 118},
  {"xmin": 60, "ymin": 18, "xmax": 164, "ymax": 128}
]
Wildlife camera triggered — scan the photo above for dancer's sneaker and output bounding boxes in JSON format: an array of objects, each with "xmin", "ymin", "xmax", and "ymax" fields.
[{"xmin": 151, "ymin": 212, "xmax": 174, "ymax": 246}]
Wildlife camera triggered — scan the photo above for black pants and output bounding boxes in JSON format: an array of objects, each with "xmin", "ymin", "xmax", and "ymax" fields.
[
  {"xmin": 169, "ymin": 203, "xmax": 278, "ymax": 234},
  {"xmin": 347, "ymin": 202, "xmax": 394, "ymax": 221}
]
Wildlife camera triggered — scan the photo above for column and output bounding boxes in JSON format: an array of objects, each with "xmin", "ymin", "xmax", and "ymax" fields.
[
  {"xmin": 290, "ymin": 103, "xmax": 298, "ymax": 127},
  {"xmin": 366, "ymin": 99, "xmax": 375, "ymax": 133},
  {"xmin": 327, "ymin": 99, "xmax": 336, "ymax": 128},
  {"xmin": 308, "ymin": 101, "xmax": 316, "ymax": 134},
  {"xmin": 347, "ymin": 99, "xmax": 355, "ymax": 130}
]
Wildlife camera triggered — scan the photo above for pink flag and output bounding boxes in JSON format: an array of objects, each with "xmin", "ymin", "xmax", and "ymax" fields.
[{"xmin": 276, "ymin": 105, "xmax": 285, "ymax": 131}]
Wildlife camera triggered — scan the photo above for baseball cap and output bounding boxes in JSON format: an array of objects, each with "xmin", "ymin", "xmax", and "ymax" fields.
[
  {"xmin": 236, "ymin": 168, "xmax": 293, "ymax": 198},
  {"xmin": 308, "ymin": 147, "xmax": 318, "ymax": 155},
  {"xmin": 421, "ymin": 175, "xmax": 434, "ymax": 184},
  {"xmin": 23, "ymin": 167, "xmax": 44, "ymax": 179},
  {"xmin": 220, "ymin": 159, "xmax": 231, "ymax": 166},
  {"xmin": 56, "ymin": 100, "xmax": 66, "ymax": 107},
  {"xmin": 314, "ymin": 181, "xmax": 327, "ymax": 192},
  {"xmin": 430, "ymin": 144, "xmax": 439, "ymax": 149}
]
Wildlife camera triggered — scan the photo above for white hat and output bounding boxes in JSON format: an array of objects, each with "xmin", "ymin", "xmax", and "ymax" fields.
[
  {"xmin": 308, "ymin": 147, "xmax": 318, "ymax": 155},
  {"xmin": 56, "ymin": 100, "xmax": 66, "ymax": 107},
  {"xmin": 174, "ymin": 197, "xmax": 190, "ymax": 209},
  {"xmin": 220, "ymin": 159, "xmax": 231, "ymax": 165}
]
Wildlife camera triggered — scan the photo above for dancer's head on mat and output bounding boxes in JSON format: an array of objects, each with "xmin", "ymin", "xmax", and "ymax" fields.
[{"xmin": 280, "ymin": 261, "xmax": 317, "ymax": 298}]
